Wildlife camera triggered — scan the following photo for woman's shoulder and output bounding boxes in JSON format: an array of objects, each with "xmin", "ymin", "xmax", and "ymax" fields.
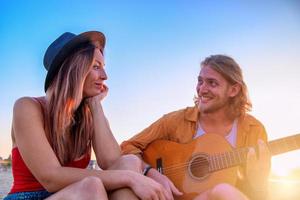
[
  {"xmin": 13, "ymin": 96, "xmax": 46, "ymax": 116},
  {"xmin": 14, "ymin": 96, "xmax": 45, "ymax": 105},
  {"xmin": 12, "ymin": 97, "xmax": 47, "ymax": 146}
]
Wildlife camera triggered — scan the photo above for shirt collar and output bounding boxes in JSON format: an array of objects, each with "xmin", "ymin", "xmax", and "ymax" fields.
[{"xmin": 184, "ymin": 106, "xmax": 199, "ymax": 122}]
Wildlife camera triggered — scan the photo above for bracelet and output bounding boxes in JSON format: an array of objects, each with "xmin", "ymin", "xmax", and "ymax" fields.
[{"xmin": 143, "ymin": 165, "xmax": 152, "ymax": 176}]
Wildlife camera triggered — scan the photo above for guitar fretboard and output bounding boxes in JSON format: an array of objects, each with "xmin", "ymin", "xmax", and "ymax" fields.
[{"xmin": 208, "ymin": 134, "xmax": 300, "ymax": 172}]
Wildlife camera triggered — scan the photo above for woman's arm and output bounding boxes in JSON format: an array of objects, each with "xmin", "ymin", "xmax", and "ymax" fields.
[
  {"xmin": 85, "ymin": 85, "xmax": 121, "ymax": 169},
  {"xmin": 88, "ymin": 96, "xmax": 121, "ymax": 169},
  {"xmin": 13, "ymin": 97, "xmax": 167, "ymax": 199}
]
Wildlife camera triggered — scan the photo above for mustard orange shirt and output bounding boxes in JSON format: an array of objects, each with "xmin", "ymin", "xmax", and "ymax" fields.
[
  {"xmin": 121, "ymin": 106, "xmax": 267, "ymax": 154},
  {"xmin": 121, "ymin": 106, "xmax": 268, "ymax": 199}
]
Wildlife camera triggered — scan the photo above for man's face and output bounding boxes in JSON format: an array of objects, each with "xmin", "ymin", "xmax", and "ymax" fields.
[{"xmin": 196, "ymin": 65, "xmax": 236, "ymax": 114}]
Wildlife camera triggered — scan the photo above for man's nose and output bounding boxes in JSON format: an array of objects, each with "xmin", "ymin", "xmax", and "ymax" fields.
[{"xmin": 197, "ymin": 82, "xmax": 209, "ymax": 93}]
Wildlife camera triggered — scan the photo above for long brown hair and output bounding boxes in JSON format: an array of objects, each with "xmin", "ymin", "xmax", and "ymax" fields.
[
  {"xmin": 200, "ymin": 55, "xmax": 252, "ymax": 119},
  {"xmin": 45, "ymin": 44, "xmax": 99, "ymax": 165}
]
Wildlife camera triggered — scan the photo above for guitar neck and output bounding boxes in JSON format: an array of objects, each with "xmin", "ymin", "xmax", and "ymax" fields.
[
  {"xmin": 269, "ymin": 134, "xmax": 300, "ymax": 156},
  {"xmin": 209, "ymin": 133, "xmax": 300, "ymax": 172}
]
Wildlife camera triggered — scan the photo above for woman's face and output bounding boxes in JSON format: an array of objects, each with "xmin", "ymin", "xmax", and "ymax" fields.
[{"xmin": 83, "ymin": 48, "xmax": 107, "ymax": 98}]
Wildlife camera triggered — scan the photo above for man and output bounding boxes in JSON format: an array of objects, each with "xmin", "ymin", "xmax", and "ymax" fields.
[{"xmin": 121, "ymin": 55, "xmax": 270, "ymax": 200}]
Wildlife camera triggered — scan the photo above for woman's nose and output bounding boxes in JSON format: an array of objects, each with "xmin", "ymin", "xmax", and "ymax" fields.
[{"xmin": 100, "ymin": 69, "xmax": 107, "ymax": 80}]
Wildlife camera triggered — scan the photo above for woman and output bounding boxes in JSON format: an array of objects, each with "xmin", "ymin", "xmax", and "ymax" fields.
[{"xmin": 4, "ymin": 31, "xmax": 168, "ymax": 200}]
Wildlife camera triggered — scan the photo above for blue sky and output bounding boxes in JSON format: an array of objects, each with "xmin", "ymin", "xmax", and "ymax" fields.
[{"xmin": 1, "ymin": 0, "xmax": 300, "ymax": 174}]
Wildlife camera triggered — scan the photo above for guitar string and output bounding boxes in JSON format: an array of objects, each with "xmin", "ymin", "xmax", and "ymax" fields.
[
  {"xmin": 162, "ymin": 156, "xmax": 246, "ymax": 177},
  {"xmin": 154, "ymin": 148, "xmax": 249, "ymax": 176},
  {"xmin": 162, "ymin": 141, "xmax": 295, "ymax": 177},
  {"xmin": 162, "ymin": 158, "xmax": 237, "ymax": 176},
  {"xmin": 162, "ymin": 148, "xmax": 248, "ymax": 171},
  {"xmin": 161, "ymin": 138, "xmax": 300, "ymax": 177},
  {"xmin": 149, "ymin": 135, "xmax": 300, "ymax": 176}
]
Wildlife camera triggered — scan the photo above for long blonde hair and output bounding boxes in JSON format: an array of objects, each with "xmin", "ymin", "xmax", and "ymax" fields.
[
  {"xmin": 45, "ymin": 44, "xmax": 99, "ymax": 165},
  {"xmin": 200, "ymin": 55, "xmax": 252, "ymax": 119}
]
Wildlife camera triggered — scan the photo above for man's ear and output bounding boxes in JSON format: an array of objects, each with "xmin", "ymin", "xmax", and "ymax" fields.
[{"xmin": 228, "ymin": 84, "xmax": 241, "ymax": 97}]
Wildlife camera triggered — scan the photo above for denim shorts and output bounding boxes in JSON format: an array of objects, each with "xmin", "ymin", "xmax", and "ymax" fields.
[{"xmin": 4, "ymin": 190, "xmax": 53, "ymax": 200}]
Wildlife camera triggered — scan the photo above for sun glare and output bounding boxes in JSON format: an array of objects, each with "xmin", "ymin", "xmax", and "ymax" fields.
[
  {"xmin": 271, "ymin": 151, "xmax": 300, "ymax": 178},
  {"xmin": 269, "ymin": 152, "xmax": 300, "ymax": 200}
]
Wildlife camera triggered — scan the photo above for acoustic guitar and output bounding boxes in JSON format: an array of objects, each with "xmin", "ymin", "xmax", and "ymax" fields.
[{"xmin": 142, "ymin": 133, "xmax": 300, "ymax": 200}]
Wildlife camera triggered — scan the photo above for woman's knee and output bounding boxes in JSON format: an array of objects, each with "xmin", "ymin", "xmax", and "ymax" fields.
[
  {"xmin": 47, "ymin": 176, "xmax": 107, "ymax": 200},
  {"xmin": 209, "ymin": 183, "xmax": 247, "ymax": 200},
  {"xmin": 211, "ymin": 183, "xmax": 233, "ymax": 195},
  {"xmin": 110, "ymin": 154, "xmax": 142, "ymax": 172},
  {"xmin": 79, "ymin": 176, "xmax": 106, "ymax": 196}
]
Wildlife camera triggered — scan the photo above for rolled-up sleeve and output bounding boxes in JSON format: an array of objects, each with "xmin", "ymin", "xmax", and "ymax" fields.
[{"xmin": 121, "ymin": 114, "xmax": 171, "ymax": 155}]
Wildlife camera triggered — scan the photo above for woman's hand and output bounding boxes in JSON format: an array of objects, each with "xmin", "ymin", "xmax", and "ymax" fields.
[
  {"xmin": 86, "ymin": 84, "xmax": 108, "ymax": 114},
  {"xmin": 246, "ymin": 139, "xmax": 271, "ymax": 191},
  {"xmin": 128, "ymin": 171, "xmax": 172, "ymax": 200},
  {"xmin": 147, "ymin": 168, "xmax": 183, "ymax": 199},
  {"xmin": 98, "ymin": 84, "xmax": 109, "ymax": 101}
]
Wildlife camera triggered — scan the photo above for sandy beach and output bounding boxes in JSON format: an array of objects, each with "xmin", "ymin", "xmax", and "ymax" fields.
[{"xmin": 0, "ymin": 168, "xmax": 12, "ymax": 200}]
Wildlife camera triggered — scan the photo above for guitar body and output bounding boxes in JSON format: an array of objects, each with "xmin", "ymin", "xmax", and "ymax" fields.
[{"xmin": 143, "ymin": 134, "xmax": 239, "ymax": 200}]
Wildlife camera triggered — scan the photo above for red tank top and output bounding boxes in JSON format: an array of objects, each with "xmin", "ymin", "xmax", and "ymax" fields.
[
  {"xmin": 9, "ymin": 147, "xmax": 91, "ymax": 194},
  {"xmin": 9, "ymin": 97, "xmax": 91, "ymax": 194}
]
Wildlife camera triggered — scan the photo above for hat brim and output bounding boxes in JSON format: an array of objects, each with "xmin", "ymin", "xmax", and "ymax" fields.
[{"xmin": 44, "ymin": 31, "xmax": 106, "ymax": 92}]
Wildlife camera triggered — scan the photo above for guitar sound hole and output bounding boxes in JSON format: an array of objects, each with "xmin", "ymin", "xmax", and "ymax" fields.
[{"xmin": 189, "ymin": 154, "xmax": 209, "ymax": 179}]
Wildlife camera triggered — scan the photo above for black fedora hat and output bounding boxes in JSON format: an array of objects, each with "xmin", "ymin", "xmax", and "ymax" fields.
[{"xmin": 43, "ymin": 31, "xmax": 106, "ymax": 92}]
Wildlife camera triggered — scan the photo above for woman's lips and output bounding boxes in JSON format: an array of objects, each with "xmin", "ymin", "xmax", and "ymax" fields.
[{"xmin": 95, "ymin": 83, "xmax": 103, "ymax": 89}]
